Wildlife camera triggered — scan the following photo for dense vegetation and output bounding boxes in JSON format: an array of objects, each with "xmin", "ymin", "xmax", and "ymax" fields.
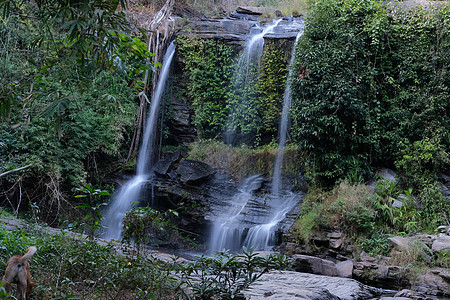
[
  {"xmin": 1, "ymin": 0, "xmax": 450, "ymax": 297},
  {"xmin": 0, "ymin": 216, "xmax": 288, "ymax": 299},
  {"xmin": 289, "ymin": 0, "xmax": 450, "ymax": 276},
  {"xmin": 0, "ymin": 0, "xmax": 150, "ymax": 222},
  {"xmin": 176, "ymin": 36, "xmax": 289, "ymax": 145},
  {"xmin": 291, "ymin": 0, "xmax": 449, "ymax": 187}
]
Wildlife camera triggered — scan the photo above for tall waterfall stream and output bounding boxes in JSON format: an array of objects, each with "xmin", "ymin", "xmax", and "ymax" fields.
[{"xmin": 102, "ymin": 42, "xmax": 176, "ymax": 240}]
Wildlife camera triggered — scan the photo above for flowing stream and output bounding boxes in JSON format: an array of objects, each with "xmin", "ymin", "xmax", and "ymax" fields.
[
  {"xmin": 102, "ymin": 41, "xmax": 176, "ymax": 240},
  {"xmin": 210, "ymin": 19, "xmax": 305, "ymax": 252}
]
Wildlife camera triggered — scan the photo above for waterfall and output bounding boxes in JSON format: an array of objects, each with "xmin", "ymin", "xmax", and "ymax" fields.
[
  {"xmin": 209, "ymin": 19, "xmax": 305, "ymax": 253},
  {"xmin": 102, "ymin": 41, "xmax": 176, "ymax": 240},
  {"xmin": 209, "ymin": 175, "xmax": 264, "ymax": 252},
  {"xmin": 225, "ymin": 19, "xmax": 282, "ymax": 144},
  {"xmin": 272, "ymin": 31, "xmax": 303, "ymax": 197},
  {"xmin": 244, "ymin": 26, "xmax": 305, "ymax": 250}
]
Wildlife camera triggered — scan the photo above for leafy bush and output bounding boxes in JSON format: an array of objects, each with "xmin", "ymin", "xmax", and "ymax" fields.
[
  {"xmin": 359, "ymin": 232, "xmax": 391, "ymax": 257},
  {"xmin": 122, "ymin": 206, "xmax": 182, "ymax": 252}
]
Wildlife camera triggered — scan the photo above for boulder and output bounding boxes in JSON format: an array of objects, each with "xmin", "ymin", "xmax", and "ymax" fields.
[
  {"xmin": 388, "ymin": 236, "xmax": 411, "ymax": 252},
  {"xmin": 353, "ymin": 257, "xmax": 410, "ymax": 289},
  {"xmin": 236, "ymin": 6, "xmax": 282, "ymax": 17},
  {"xmin": 292, "ymin": 254, "xmax": 338, "ymax": 277},
  {"xmin": 171, "ymin": 160, "xmax": 216, "ymax": 184},
  {"xmin": 328, "ymin": 231, "xmax": 344, "ymax": 249},
  {"xmin": 422, "ymin": 269, "xmax": 450, "ymax": 295},
  {"xmin": 431, "ymin": 234, "xmax": 450, "ymax": 252},
  {"xmin": 153, "ymin": 151, "xmax": 182, "ymax": 177},
  {"xmin": 336, "ymin": 260, "xmax": 353, "ymax": 278},
  {"xmin": 244, "ymin": 271, "xmax": 383, "ymax": 300}
]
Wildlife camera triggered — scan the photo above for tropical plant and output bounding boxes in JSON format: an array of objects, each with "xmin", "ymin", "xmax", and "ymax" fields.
[
  {"xmin": 177, "ymin": 247, "xmax": 290, "ymax": 299},
  {"xmin": 75, "ymin": 185, "xmax": 110, "ymax": 237}
]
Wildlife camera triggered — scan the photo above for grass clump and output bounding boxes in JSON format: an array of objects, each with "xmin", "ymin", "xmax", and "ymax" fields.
[
  {"xmin": 187, "ymin": 139, "xmax": 303, "ymax": 180},
  {"xmin": 295, "ymin": 181, "xmax": 374, "ymax": 242}
]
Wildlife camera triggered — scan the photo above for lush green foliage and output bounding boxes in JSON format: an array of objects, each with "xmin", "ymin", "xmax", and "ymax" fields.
[
  {"xmin": 75, "ymin": 186, "xmax": 110, "ymax": 237},
  {"xmin": 177, "ymin": 248, "xmax": 289, "ymax": 300},
  {"xmin": 176, "ymin": 36, "xmax": 289, "ymax": 145},
  {"xmin": 291, "ymin": 0, "xmax": 450, "ymax": 185},
  {"xmin": 0, "ymin": 0, "xmax": 151, "ymax": 221},
  {"xmin": 0, "ymin": 222, "xmax": 288, "ymax": 299},
  {"xmin": 257, "ymin": 41, "xmax": 288, "ymax": 139},
  {"xmin": 122, "ymin": 206, "xmax": 187, "ymax": 252},
  {"xmin": 176, "ymin": 36, "xmax": 236, "ymax": 138}
]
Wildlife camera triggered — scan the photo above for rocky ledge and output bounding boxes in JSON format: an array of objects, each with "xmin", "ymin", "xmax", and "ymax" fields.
[
  {"xmin": 244, "ymin": 270, "xmax": 384, "ymax": 300},
  {"xmin": 175, "ymin": 6, "xmax": 304, "ymax": 44}
]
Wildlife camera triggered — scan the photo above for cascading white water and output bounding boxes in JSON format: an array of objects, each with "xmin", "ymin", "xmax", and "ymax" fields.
[
  {"xmin": 225, "ymin": 19, "xmax": 282, "ymax": 143},
  {"xmin": 209, "ymin": 19, "xmax": 305, "ymax": 253},
  {"xmin": 272, "ymin": 28, "xmax": 304, "ymax": 197},
  {"xmin": 209, "ymin": 174, "xmax": 264, "ymax": 252},
  {"xmin": 102, "ymin": 41, "xmax": 176, "ymax": 240},
  {"xmin": 244, "ymin": 24, "xmax": 305, "ymax": 250}
]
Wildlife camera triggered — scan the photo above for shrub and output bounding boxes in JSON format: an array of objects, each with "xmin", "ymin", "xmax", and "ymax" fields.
[
  {"xmin": 122, "ymin": 206, "xmax": 187, "ymax": 252},
  {"xmin": 294, "ymin": 182, "xmax": 375, "ymax": 242},
  {"xmin": 359, "ymin": 232, "xmax": 391, "ymax": 257}
]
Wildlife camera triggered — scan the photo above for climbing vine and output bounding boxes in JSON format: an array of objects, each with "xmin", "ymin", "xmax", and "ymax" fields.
[{"xmin": 176, "ymin": 36, "xmax": 236, "ymax": 138}]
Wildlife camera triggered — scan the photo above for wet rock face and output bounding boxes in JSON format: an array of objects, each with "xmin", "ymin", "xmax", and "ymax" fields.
[
  {"xmin": 147, "ymin": 157, "xmax": 306, "ymax": 249},
  {"xmin": 166, "ymin": 99, "xmax": 197, "ymax": 146},
  {"xmin": 175, "ymin": 11, "xmax": 304, "ymax": 45}
]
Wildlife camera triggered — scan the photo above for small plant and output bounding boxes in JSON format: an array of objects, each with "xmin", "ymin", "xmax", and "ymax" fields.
[
  {"xmin": 360, "ymin": 233, "xmax": 391, "ymax": 257},
  {"xmin": 122, "ymin": 206, "xmax": 180, "ymax": 253},
  {"xmin": 436, "ymin": 250, "xmax": 450, "ymax": 268},
  {"xmin": 177, "ymin": 247, "xmax": 290, "ymax": 299},
  {"xmin": 75, "ymin": 185, "xmax": 110, "ymax": 237}
]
